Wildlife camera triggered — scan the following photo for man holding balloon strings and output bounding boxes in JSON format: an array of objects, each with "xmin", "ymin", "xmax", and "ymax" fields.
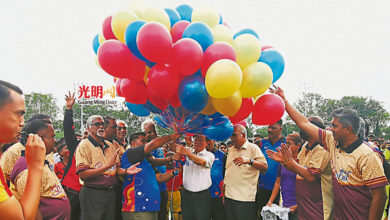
[{"xmin": 270, "ymin": 86, "xmax": 388, "ymax": 220}]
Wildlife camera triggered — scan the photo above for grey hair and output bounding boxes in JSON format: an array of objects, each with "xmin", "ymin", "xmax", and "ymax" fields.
[
  {"xmin": 331, "ymin": 108, "xmax": 360, "ymax": 134},
  {"xmin": 358, "ymin": 117, "xmax": 366, "ymax": 138},
  {"xmin": 86, "ymin": 115, "xmax": 103, "ymax": 129},
  {"xmin": 234, "ymin": 124, "xmax": 247, "ymax": 137},
  {"xmin": 116, "ymin": 120, "xmax": 128, "ymax": 127},
  {"xmin": 141, "ymin": 119, "xmax": 155, "ymax": 132}
]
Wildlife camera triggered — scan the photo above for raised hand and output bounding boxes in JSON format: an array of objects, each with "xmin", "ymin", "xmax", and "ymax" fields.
[
  {"xmin": 176, "ymin": 145, "xmax": 190, "ymax": 156},
  {"xmin": 269, "ymin": 85, "xmax": 286, "ymax": 101},
  {"xmin": 233, "ymin": 156, "xmax": 248, "ymax": 166},
  {"xmin": 65, "ymin": 91, "xmax": 76, "ymax": 109},
  {"xmin": 280, "ymin": 143, "xmax": 293, "ymax": 161},
  {"xmin": 266, "ymin": 149, "xmax": 283, "ymax": 163},
  {"xmin": 170, "ymin": 133, "xmax": 182, "ymax": 140},
  {"xmin": 25, "ymin": 134, "xmax": 46, "ymax": 170},
  {"xmin": 107, "ymin": 148, "xmax": 120, "ymax": 168}
]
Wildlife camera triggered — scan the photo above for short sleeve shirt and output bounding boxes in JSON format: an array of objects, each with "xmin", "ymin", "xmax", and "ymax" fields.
[
  {"xmin": 295, "ymin": 143, "xmax": 332, "ymax": 220},
  {"xmin": 183, "ymin": 149, "xmax": 215, "ymax": 192},
  {"xmin": 319, "ymin": 129, "xmax": 388, "ymax": 220},
  {"xmin": 277, "ymin": 164, "xmax": 296, "ymax": 207},
  {"xmin": 225, "ymin": 141, "xmax": 267, "ymax": 202},
  {"xmin": 75, "ymin": 136, "xmax": 117, "ymax": 187}
]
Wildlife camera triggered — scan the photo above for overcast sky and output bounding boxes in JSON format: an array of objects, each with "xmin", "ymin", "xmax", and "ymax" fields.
[{"xmin": 1, "ymin": 0, "xmax": 389, "ymax": 114}]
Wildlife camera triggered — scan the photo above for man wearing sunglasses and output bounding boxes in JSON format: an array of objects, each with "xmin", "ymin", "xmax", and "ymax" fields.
[{"xmin": 116, "ymin": 120, "xmax": 129, "ymax": 150}]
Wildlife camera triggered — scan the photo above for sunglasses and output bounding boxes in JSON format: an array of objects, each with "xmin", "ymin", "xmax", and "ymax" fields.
[
  {"xmin": 118, "ymin": 126, "xmax": 127, "ymax": 131},
  {"xmin": 91, "ymin": 122, "xmax": 104, "ymax": 127}
]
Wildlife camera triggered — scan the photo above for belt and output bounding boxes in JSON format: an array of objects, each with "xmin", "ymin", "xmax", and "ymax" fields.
[
  {"xmin": 182, "ymin": 188, "xmax": 209, "ymax": 194},
  {"xmin": 84, "ymin": 185, "xmax": 115, "ymax": 191},
  {"xmin": 63, "ymin": 185, "xmax": 80, "ymax": 194}
]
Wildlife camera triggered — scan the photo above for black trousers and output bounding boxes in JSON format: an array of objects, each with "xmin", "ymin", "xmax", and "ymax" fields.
[
  {"xmin": 158, "ymin": 190, "xmax": 168, "ymax": 220},
  {"xmin": 80, "ymin": 186, "xmax": 116, "ymax": 220},
  {"xmin": 255, "ymin": 187, "xmax": 279, "ymax": 220},
  {"xmin": 181, "ymin": 189, "xmax": 212, "ymax": 220},
  {"xmin": 64, "ymin": 187, "xmax": 81, "ymax": 220},
  {"xmin": 211, "ymin": 197, "xmax": 226, "ymax": 220},
  {"xmin": 115, "ymin": 181, "xmax": 124, "ymax": 220},
  {"xmin": 225, "ymin": 198, "xmax": 256, "ymax": 220}
]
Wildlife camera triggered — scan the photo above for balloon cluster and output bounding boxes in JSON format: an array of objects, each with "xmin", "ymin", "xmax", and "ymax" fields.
[{"xmin": 92, "ymin": 3, "xmax": 286, "ymax": 140}]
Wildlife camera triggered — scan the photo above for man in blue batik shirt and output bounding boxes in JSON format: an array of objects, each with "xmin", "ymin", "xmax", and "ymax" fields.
[
  {"xmin": 206, "ymin": 138, "xmax": 227, "ymax": 220},
  {"xmin": 256, "ymin": 119, "xmax": 285, "ymax": 220}
]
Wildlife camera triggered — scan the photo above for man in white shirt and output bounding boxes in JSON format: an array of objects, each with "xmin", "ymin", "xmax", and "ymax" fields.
[
  {"xmin": 176, "ymin": 134, "xmax": 215, "ymax": 220},
  {"xmin": 224, "ymin": 125, "xmax": 268, "ymax": 220}
]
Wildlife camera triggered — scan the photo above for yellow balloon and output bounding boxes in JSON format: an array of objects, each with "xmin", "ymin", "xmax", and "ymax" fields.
[
  {"xmin": 233, "ymin": 34, "xmax": 261, "ymax": 69},
  {"xmin": 128, "ymin": 0, "xmax": 148, "ymax": 17},
  {"xmin": 201, "ymin": 98, "xmax": 217, "ymax": 115},
  {"xmin": 142, "ymin": 7, "xmax": 171, "ymax": 30},
  {"xmin": 94, "ymin": 56, "xmax": 101, "ymax": 69},
  {"xmin": 191, "ymin": 6, "xmax": 220, "ymax": 28},
  {"xmin": 111, "ymin": 11, "xmax": 139, "ymax": 43},
  {"xmin": 98, "ymin": 33, "xmax": 105, "ymax": 44},
  {"xmin": 211, "ymin": 91, "xmax": 242, "ymax": 117},
  {"xmin": 212, "ymin": 25, "xmax": 233, "ymax": 45},
  {"xmin": 240, "ymin": 62, "xmax": 273, "ymax": 98},
  {"xmin": 205, "ymin": 59, "xmax": 243, "ymax": 98},
  {"xmin": 144, "ymin": 66, "xmax": 150, "ymax": 84}
]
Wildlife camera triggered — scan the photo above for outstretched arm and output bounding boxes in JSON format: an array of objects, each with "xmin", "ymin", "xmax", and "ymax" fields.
[
  {"xmin": 144, "ymin": 133, "xmax": 181, "ymax": 154},
  {"xmin": 270, "ymin": 86, "xmax": 320, "ymax": 143}
]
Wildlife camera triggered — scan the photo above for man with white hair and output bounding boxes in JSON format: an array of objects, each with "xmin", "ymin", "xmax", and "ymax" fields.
[
  {"xmin": 224, "ymin": 125, "xmax": 268, "ymax": 220},
  {"xmin": 75, "ymin": 115, "xmax": 140, "ymax": 220},
  {"xmin": 141, "ymin": 119, "xmax": 177, "ymax": 220}
]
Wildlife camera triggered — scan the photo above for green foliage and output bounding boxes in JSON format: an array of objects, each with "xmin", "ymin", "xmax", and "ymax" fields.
[{"xmin": 293, "ymin": 93, "xmax": 390, "ymax": 136}]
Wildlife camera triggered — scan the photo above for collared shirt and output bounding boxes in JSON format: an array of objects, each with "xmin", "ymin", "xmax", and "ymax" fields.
[
  {"xmin": 0, "ymin": 142, "xmax": 54, "ymax": 197},
  {"xmin": 319, "ymin": 129, "xmax": 388, "ymax": 220},
  {"xmin": 183, "ymin": 148, "xmax": 214, "ymax": 192},
  {"xmin": 75, "ymin": 136, "xmax": 118, "ymax": 187},
  {"xmin": 121, "ymin": 145, "xmax": 160, "ymax": 212},
  {"xmin": 259, "ymin": 137, "xmax": 286, "ymax": 190},
  {"xmin": 0, "ymin": 167, "xmax": 12, "ymax": 203},
  {"xmin": 224, "ymin": 141, "xmax": 267, "ymax": 202},
  {"xmin": 10, "ymin": 154, "xmax": 71, "ymax": 219},
  {"xmin": 296, "ymin": 142, "xmax": 333, "ymax": 220},
  {"xmin": 209, "ymin": 150, "xmax": 226, "ymax": 198}
]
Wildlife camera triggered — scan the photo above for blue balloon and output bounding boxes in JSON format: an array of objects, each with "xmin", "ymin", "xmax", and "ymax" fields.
[
  {"xmin": 124, "ymin": 20, "xmax": 148, "ymax": 62},
  {"xmin": 182, "ymin": 22, "xmax": 214, "ymax": 51},
  {"xmin": 203, "ymin": 120, "xmax": 234, "ymax": 141},
  {"xmin": 258, "ymin": 50, "xmax": 285, "ymax": 83},
  {"xmin": 209, "ymin": 112, "xmax": 224, "ymax": 119},
  {"xmin": 176, "ymin": 4, "xmax": 193, "ymax": 21},
  {"xmin": 178, "ymin": 74, "xmax": 209, "ymax": 112},
  {"xmin": 145, "ymin": 101, "xmax": 162, "ymax": 114},
  {"xmin": 154, "ymin": 116, "xmax": 169, "ymax": 128},
  {"xmin": 233, "ymin": 28, "xmax": 260, "ymax": 40},
  {"xmin": 126, "ymin": 102, "xmax": 150, "ymax": 117},
  {"xmin": 92, "ymin": 34, "xmax": 100, "ymax": 54},
  {"xmin": 219, "ymin": 14, "xmax": 223, "ymax": 24},
  {"xmin": 164, "ymin": 8, "xmax": 181, "ymax": 27}
]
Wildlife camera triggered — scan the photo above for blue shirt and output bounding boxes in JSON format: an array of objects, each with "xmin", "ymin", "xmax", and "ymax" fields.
[
  {"xmin": 258, "ymin": 137, "xmax": 286, "ymax": 190},
  {"xmin": 121, "ymin": 147, "xmax": 160, "ymax": 212},
  {"xmin": 151, "ymin": 148, "xmax": 167, "ymax": 192},
  {"xmin": 209, "ymin": 150, "xmax": 226, "ymax": 198}
]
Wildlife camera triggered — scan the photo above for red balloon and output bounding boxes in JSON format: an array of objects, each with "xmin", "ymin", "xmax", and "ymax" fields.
[
  {"xmin": 115, "ymin": 78, "xmax": 123, "ymax": 97},
  {"xmin": 229, "ymin": 98, "xmax": 253, "ymax": 123},
  {"xmin": 233, "ymin": 120, "xmax": 247, "ymax": 127},
  {"xmin": 147, "ymin": 64, "xmax": 179, "ymax": 98},
  {"xmin": 102, "ymin": 16, "xmax": 117, "ymax": 40},
  {"xmin": 252, "ymin": 94, "xmax": 285, "ymax": 126},
  {"xmin": 201, "ymin": 42, "xmax": 236, "ymax": 77},
  {"xmin": 98, "ymin": 40, "xmax": 145, "ymax": 80},
  {"xmin": 167, "ymin": 92, "xmax": 181, "ymax": 108},
  {"xmin": 149, "ymin": 92, "xmax": 168, "ymax": 110},
  {"xmin": 170, "ymin": 38, "xmax": 203, "ymax": 76},
  {"xmin": 137, "ymin": 22, "xmax": 172, "ymax": 64},
  {"xmin": 121, "ymin": 79, "xmax": 148, "ymax": 104},
  {"xmin": 170, "ymin": 20, "xmax": 190, "ymax": 43}
]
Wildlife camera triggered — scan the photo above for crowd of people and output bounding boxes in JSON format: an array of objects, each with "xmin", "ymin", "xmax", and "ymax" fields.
[{"xmin": 1, "ymin": 80, "xmax": 390, "ymax": 220}]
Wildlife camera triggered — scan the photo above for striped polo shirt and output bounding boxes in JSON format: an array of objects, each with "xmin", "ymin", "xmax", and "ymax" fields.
[{"xmin": 319, "ymin": 129, "xmax": 388, "ymax": 220}]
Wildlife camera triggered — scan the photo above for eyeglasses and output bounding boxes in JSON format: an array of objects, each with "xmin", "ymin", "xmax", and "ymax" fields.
[
  {"xmin": 118, "ymin": 126, "xmax": 127, "ymax": 131},
  {"xmin": 91, "ymin": 122, "xmax": 104, "ymax": 127}
]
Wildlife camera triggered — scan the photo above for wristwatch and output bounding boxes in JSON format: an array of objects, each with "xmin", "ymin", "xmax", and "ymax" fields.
[{"xmin": 249, "ymin": 159, "xmax": 254, "ymax": 166}]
